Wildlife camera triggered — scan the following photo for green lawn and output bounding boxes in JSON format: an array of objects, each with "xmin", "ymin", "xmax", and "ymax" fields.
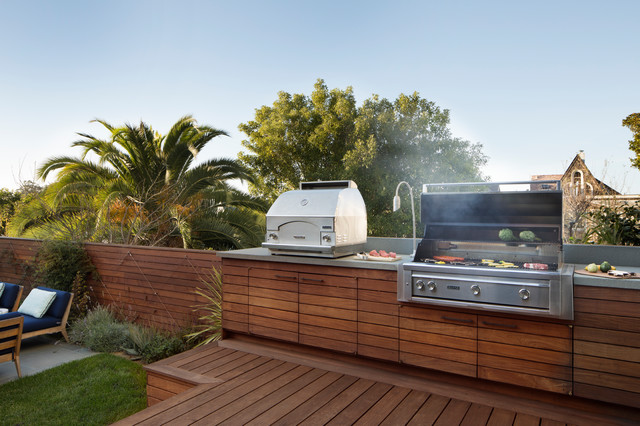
[{"xmin": 0, "ymin": 353, "xmax": 146, "ymax": 425}]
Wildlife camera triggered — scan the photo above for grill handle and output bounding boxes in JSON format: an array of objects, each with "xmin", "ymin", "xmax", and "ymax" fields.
[
  {"xmin": 481, "ymin": 320, "xmax": 518, "ymax": 329},
  {"xmin": 441, "ymin": 316, "xmax": 474, "ymax": 324}
]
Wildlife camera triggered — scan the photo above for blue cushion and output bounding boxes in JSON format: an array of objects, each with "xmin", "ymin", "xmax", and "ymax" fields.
[
  {"xmin": 0, "ymin": 283, "xmax": 21, "ymax": 310},
  {"xmin": 0, "ymin": 311, "xmax": 60, "ymax": 334},
  {"xmin": 37, "ymin": 287, "xmax": 72, "ymax": 319},
  {"xmin": 21, "ymin": 314, "xmax": 60, "ymax": 333},
  {"xmin": 0, "ymin": 312, "xmax": 22, "ymax": 320}
]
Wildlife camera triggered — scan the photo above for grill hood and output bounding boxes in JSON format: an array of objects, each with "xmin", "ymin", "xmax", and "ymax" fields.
[{"xmin": 263, "ymin": 180, "xmax": 367, "ymax": 257}]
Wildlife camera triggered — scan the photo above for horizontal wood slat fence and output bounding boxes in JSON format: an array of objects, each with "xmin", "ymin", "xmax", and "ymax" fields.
[{"xmin": 0, "ymin": 237, "xmax": 220, "ymax": 331}]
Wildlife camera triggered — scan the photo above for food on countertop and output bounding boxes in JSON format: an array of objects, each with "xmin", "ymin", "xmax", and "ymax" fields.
[
  {"xmin": 519, "ymin": 230, "xmax": 537, "ymax": 242},
  {"xmin": 433, "ymin": 255, "xmax": 465, "ymax": 262},
  {"xmin": 481, "ymin": 259, "xmax": 494, "ymax": 263},
  {"xmin": 583, "ymin": 261, "xmax": 617, "ymax": 273},
  {"xmin": 368, "ymin": 250, "xmax": 396, "ymax": 258},
  {"xmin": 498, "ymin": 228, "xmax": 516, "ymax": 241},
  {"xmin": 586, "ymin": 263, "xmax": 598, "ymax": 273},
  {"xmin": 524, "ymin": 263, "xmax": 549, "ymax": 270}
]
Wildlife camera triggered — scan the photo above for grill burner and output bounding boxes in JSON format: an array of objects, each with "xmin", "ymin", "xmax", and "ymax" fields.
[{"xmin": 398, "ymin": 181, "xmax": 574, "ymax": 320}]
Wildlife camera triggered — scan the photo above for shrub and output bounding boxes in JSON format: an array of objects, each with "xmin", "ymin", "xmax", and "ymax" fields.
[
  {"xmin": 126, "ymin": 324, "xmax": 187, "ymax": 364},
  {"xmin": 69, "ymin": 306, "xmax": 131, "ymax": 352},
  {"xmin": 33, "ymin": 239, "xmax": 95, "ymax": 292},
  {"xmin": 583, "ymin": 202, "xmax": 640, "ymax": 245}
]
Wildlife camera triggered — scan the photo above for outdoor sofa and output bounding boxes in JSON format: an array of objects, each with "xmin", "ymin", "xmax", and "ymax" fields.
[
  {"xmin": 0, "ymin": 287, "xmax": 73, "ymax": 342},
  {"xmin": 0, "ymin": 282, "xmax": 24, "ymax": 313}
]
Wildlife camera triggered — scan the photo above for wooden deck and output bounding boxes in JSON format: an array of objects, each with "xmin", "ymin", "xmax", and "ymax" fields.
[{"xmin": 116, "ymin": 335, "xmax": 640, "ymax": 425}]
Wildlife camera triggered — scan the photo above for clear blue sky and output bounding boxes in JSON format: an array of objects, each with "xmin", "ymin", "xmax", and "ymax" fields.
[{"xmin": 1, "ymin": 0, "xmax": 639, "ymax": 193}]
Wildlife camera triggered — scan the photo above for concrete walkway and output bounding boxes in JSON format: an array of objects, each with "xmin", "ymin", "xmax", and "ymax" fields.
[{"xmin": 0, "ymin": 334, "xmax": 95, "ymax": 385}]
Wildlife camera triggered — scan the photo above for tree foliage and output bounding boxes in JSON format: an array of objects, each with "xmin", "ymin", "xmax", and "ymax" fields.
[
  {"xmin": 239, "ymin": 79, "xmax": 488, "ymax": 236},
  {"xmin": 0, "ymin": 188, "xmax": 20, "ymax": 235},
  {"xmin": 623, "ymin": 113, "xmax": 640, "ymax": 170},
  {"xmin": 8, "ymin": 116, "xmax": 266, "ymax": 249}
]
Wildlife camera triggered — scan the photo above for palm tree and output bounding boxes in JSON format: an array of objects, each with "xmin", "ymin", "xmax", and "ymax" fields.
[{"xmin": 11, "ymin": 116, "xmax": 266, "ymax": 249}]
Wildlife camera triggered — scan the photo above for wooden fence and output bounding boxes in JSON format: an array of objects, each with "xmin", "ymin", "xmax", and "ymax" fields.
[{"xmin": 0, "ymin": 237, "xmax": 220, "ymax": 331}]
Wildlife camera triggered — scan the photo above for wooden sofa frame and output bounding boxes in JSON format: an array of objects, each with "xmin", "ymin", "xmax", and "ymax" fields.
[{"xmin": 0, "ymin": 315, "xmax": 24, "ymax": 377}]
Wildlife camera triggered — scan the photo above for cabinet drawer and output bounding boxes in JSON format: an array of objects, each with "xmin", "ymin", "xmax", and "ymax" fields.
[{"xmin": 478, "ymin": 315, "xmax": 572, "ymax": 394}]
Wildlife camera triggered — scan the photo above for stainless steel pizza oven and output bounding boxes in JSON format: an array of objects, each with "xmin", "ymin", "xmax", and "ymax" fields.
[
  {"xmin": 263, "ymin": 180, "xmax": 367, "ymax": 258},
  {"xmin": 398, "ymin": 181, "xmax": 574, "ymax": 320}
]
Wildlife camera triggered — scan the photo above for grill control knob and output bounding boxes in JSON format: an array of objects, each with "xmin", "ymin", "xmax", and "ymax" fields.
[
  {"xmin": 268, "ymin": 233, "xmax": 278, "ymax": 241},
  {"xmin": 519, "ymin": 289, "xmax": 530, "ymax": 301},
  {"xmin": 322, "ymin": 234, "xmax": 331, "ymax": 243},
  {"xmin": 416, "ymin": 280, "xmax": 425, "ymax": 290},
  {"xmin": 427, "ymin": 281, "xmax": 437, "ymax": 292},
  {"xmin": 471, "ymin": 285, "xmax": 481, "ymax": 296}
]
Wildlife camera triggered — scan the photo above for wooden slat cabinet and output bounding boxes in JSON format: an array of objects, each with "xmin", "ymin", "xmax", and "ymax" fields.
[
  {"xmin": 357, "ymin": 272, "xmax": 399, "ymax": 362},
  {"xmin": 573, "ymin": 285, "xmax": 640, "ymax": 408},
  {"xmin": 299, "ymin": 272, "xmax": 357, "ymax": 353},
  {"xmin": 221, "ymin": 259, "xmax": 250, "ymax": 334},
  {"xmin": 399, "ymin": 305, "xmax": 477, "ymax": 377},
  {"xmin": 477, "ymin": 315, "xmax": 573, "ymax": 394},
  {"xmin": 248, "ymin": 267, "xmax": 299, "ymax": 343}
]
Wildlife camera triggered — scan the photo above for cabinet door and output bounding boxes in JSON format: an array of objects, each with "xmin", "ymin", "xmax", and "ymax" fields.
[
  {"xmin": 248, "ymin": 268, "xmax": 298, "ymax": 343},
  {"xmin": 478, "ymin": 315, "xmax": 572, "ymax": 394},
  {"xmin": 221, "ymin": 259, "xmax": 249, "ymax": 334},
  {"xmin": 573, "ymin": 285, "xmax": 640, "ymax": 408},
  {"xmin": 399, "ymin": 305, "xmax": 477, "ymax": 377},
  {"xmin": 357, "ymin": 274, "xmax": 399, "ymax": 362},
  {"xmin": 298, "ymin": 271, "xmax": 357, "ymax": 353}
]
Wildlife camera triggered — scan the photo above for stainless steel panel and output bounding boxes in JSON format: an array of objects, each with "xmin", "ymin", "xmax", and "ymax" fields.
[{"xmin": 411, "ymin": 272, "xmax": 550, "ymax": 309}]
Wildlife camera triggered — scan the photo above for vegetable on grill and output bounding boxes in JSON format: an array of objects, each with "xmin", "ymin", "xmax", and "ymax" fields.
[{"xmin": 498, "ymin": 228, "xmax": 516, "ymax": 241}]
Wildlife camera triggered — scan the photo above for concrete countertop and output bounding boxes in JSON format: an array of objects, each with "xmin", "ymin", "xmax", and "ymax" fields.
[
  {"xmin": 217, "ymin": 247, "xmax": 407, "ymax": 271},
  {"xmin": 217, "ymin": 240, "xmax": 640, "ymax": 290}
]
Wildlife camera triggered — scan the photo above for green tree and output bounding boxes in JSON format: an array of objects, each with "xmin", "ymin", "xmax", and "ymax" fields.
[
  {"xmin": 623, "ymin": 113, "xmax": 640, "ymax": 170},
  {"xmin": 9, "ymin": 116, "xmax": 266, "ymax": 249},
  {"xmin": 239, "ymin": 79, "xmax": 487, "ymax": 236},
  {"xmin": 0, "ymin": 188, "xmax": 20, "ymax": 235}
]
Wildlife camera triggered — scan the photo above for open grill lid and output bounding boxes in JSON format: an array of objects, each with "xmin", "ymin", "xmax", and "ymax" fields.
[{"xmin": 414, "ymin": 181, "xmax": 563, "ymax": 264}]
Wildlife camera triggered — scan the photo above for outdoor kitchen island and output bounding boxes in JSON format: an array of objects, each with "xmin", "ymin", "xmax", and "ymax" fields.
[{"xmin": 218, "ymin": 245, "xmax": 640, "ymax": 411}]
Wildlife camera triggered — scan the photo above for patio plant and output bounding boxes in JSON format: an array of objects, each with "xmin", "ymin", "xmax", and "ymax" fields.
[{"xmin": 185, "ymin": 267, "xmax": 223, "ymax": 346}]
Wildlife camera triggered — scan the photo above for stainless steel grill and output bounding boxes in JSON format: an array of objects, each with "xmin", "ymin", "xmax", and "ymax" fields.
[
  {"xmin": 398, "ymin": 181, "xmax": 574, "ymax": 320},
  {"xmin": 262, "ymin": 180, "xmax": 367, "ymax": 258}
]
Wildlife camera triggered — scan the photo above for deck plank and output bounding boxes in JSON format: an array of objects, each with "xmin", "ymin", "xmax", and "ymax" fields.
[
  {"xmin": 434, "ymin": 399, "xmax": 472, "ymax": 425},
  {"xmin": 217, "ymin": 367, "xmax": 328, "ymax": 425},
  {"xmin": 407, "ymin": 394, "xmax": 451, "ymax": 425},
  {"xmin": 514, "ymin": 412, "xmax": 542, "ymax": 426},
  {"xmin": 117, "ymin": 339, "xmax": 640, "ymax": 426},
  {"xmin": 272, "ymin": 375, "xmax": 359, "ymax": 425},
  {"xmin": 381, "ymin": 389, "xmax": 431, "ymax": 425},
  {"xmin": 190, "ymin": 363, "xmax": 310, "ymax": 425},
  {"xmin": 487, "ymin": 407, "xmax": 517, "ymax": 425},
  {"xmin": 326, "ymin": 381, "xmax": 393, "ymax": 425},
  {"xmin": 246, "ymin": 371, "xmax": 343, "ymax": 425},
  {"xmin": 299, "ymin": 378, "xmax": 376, "ymax": 426},
  {"xmin": 460, "ymin": 404, "xmax": 494, "ymax": 426}
]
